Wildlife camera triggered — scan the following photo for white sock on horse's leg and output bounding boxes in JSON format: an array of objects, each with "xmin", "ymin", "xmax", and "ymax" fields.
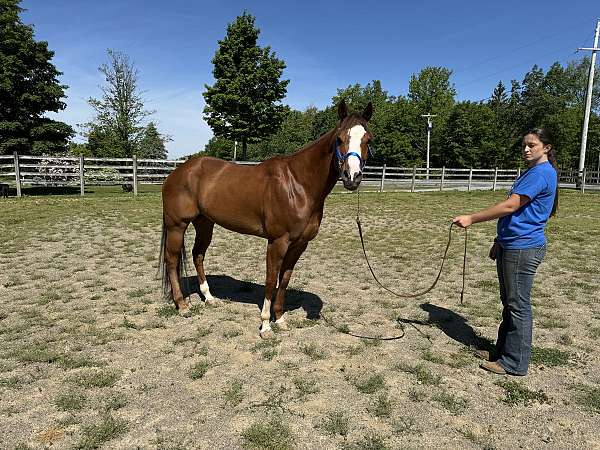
[
  {"xmin": 275, "ymin": 313, "xmax": 289, "ymax": 330},
  {"xmin": 199, "ymin": 280, "xmax": 215, "ymax": 301},
  {"xmin": 260, "ymin": 299, "xmax": 272, "ymax": 334}
]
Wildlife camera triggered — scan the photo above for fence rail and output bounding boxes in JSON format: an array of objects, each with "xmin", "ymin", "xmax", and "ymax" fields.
[{"xmin": 0, "ymin": 152, "xmax": 598, "ymax": 197}]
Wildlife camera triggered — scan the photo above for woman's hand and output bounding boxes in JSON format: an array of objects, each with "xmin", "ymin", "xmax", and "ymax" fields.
[
  {"xmin": 489, "ymin": 241, "xmax": 499, "ymax": 261},
  {"xmin": 452, "ymin": 215, "xmax": 473, "ymax": 228}
]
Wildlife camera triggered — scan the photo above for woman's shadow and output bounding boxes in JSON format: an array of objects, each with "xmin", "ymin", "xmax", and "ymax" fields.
[
  {"xmin": 180, "ymin": 274, "xmax": 323, "ymax": 319},
  {"xmin": 401, "ymin": 303, "xmax": 494, "ymax": 352}
]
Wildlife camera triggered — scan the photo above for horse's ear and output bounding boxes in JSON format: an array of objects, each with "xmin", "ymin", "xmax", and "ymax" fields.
[
  {"xmin": 363, "ymin": 102, "xmax": 373, "ymax": 121},
  {"xmin": 338, "ymin": 100, "xmax": 348, "ymax": 120}
]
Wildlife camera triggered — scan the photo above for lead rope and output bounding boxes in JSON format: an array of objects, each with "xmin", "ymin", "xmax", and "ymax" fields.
[
  {"xmin": 321, "ymin": 189, "xmax": 468, "ymax": 341},
  {"xmin": 356, "ymin": 188, "xmax": 467, "ymax": 300}
]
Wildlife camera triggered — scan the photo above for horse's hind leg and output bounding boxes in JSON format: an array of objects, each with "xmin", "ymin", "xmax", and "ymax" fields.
[
  {"xmin": 165, "ymin": 221, "xmax": 191, "ymax": 315},
  {"xmin": 192, "ymin": 216, "xmax": 218, "ymax": 306}
]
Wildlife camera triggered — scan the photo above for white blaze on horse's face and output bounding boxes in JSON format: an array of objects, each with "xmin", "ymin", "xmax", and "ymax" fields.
[{"xmin": 347, "ymin": 125, "xmax": 366, "ymax": 181}]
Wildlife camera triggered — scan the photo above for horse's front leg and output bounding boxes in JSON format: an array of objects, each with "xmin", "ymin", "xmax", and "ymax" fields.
[
  {"xmin": 273, "ymin": 242, "xmax": 308, "ymax": 331},
  {"xmin": 260, "ymin": 236, "xmax": 290, "ymax": 339}
]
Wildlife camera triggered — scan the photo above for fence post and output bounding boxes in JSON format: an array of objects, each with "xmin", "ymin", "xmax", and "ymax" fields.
[
  {"xmin": 492, "ymin": 167, "xmax": 498, "ymax": 191},
  {"xmin": 517, "ymin": 167, "xmax": 521, "ymax": 179},
  {"xmin": 79, "ymin": 155, "xmax": 85, "ymax": 196},
  {"xmin": 411, "ymin": 166, "xmax": 416, "ymax": 192},
  {"xmin": 379, "ymin": 163, "xmax": 386, "ymax": 193},
  {"xmin": 581, "ymin": 167, "xmax": 586, "ymax": 194},
  {"xmin": 467, "ymin": 167, "xmax": 473, "ymax": 192},
  {"xmin": 133, "ymin": 155, "xmax": 138, "ymax": 196},
  {"xmin": 440, "ymin": 166, "xmax": 445, "ymax": 191},
  {"xmin": 13, "ymin": 151, "xmax": 21, "ymax": 198}
]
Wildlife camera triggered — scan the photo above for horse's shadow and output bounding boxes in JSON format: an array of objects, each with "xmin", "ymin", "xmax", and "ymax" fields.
[
  {"xmin": 399, "ymin": 303, "xmax": 495, "ymax": 351},
  {"xmin": 180, "ymin": 274, "xmax": 323, "ymax": 320}
]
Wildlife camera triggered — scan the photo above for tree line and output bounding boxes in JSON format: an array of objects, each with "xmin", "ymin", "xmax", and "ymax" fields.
[
  {"xmin": 2, "ymin": 3, "xmax": 599, "ymax": 170},
  {"xmin": 204, "ymin": 60, "xmax": 600, "ymax": 170}
]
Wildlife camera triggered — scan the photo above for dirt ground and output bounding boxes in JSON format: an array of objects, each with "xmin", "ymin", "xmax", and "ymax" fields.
[{"xmin": 0, "ymin": 189, "xmax": 599, "ymax": 450}]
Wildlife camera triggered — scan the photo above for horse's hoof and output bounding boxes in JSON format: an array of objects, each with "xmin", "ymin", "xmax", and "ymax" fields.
[
  {"xmin": 274, "ymin": 320, "xmax": 290, "ymax": 331},
  {"xmin": 179, "ymin": 307, "xmax": 192, "ymax": 318},
  {"xmin": 259, "ymin": 329, "xmax": 275, "ymax": 340},
  {"xmin": 205, "ymin": 297, "xmax": 221, "ymax": 307}
]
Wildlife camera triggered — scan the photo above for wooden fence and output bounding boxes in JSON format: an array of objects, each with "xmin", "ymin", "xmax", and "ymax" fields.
[
  {"xmin": 0, "ymin": 153, "xmax": 184, "ymax": 197},
  {"xmin": 0, "ymin": 152, "xmax": 598, "ymax": 197}
]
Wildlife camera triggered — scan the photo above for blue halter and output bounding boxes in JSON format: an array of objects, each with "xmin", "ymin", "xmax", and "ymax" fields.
[{"xmin": 334, "ymin": 139, "xmax": 373, "ymax": 173}]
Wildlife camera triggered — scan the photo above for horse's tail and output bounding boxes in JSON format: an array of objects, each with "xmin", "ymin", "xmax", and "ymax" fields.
[{"xmin": 157, "ymin": 216, "xmax": 189, "ymax": 302}]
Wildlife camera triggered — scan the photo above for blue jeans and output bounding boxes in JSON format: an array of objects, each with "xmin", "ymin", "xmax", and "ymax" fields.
[{"xmin": 495, "ymin": 244, "xmax": 546, "ymax": 375}]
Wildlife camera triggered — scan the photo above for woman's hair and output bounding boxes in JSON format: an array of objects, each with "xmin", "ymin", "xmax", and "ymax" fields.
[{"xmin": 524, "ymin": 127, "xmax": 559, "ymax": 216}]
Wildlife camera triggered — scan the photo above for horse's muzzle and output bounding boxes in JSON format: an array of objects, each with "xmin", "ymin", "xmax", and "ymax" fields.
[{"xmin": 342, "ymin": 171, "xmax": 362, "ymax": 191}]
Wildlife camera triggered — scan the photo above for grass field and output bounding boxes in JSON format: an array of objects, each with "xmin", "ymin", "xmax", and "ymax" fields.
[{"xmin": 0, "ymin": 188, "xmax": 599, "ymax": 449}]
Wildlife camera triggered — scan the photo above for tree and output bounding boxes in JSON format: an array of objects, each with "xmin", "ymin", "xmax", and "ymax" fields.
[
  {"xmin": 203, "ymin": 12, "xmax": 289, "ymax": 160},
  {"xmin": 67, "ymin": 142, "xmax": 91, "ymax": 157},
  {"xmin": 408, "ymin": 67, "xmax": 456, "ymax": 114},
  {"xmin": 407, "ymin": 67, "xmax": 456, "ymax": 166},
  {"xmin": 0, "ymin": 0, "xmax": 73, "ymax": 155},
  {"xmin": 84, "ymin": 49, "xmax": 153, "ymax": 157},
  {"xmin": 249, "ymin": 106, "xmax": 318, "ymax": 160},
  {"xmin": 489, "ymin": 81, "xmax": 508, "ymax": 110},
  {"xmin": 138, "ymin": 122, "xmax": 169, "ymax": 159},
  {"xmin": 562, "ymin": 57, "xmax": 600, "ymax": 112},
  {"xmin": 374, "ymin": 97, "xmax": 421, "ymax": 166},
  {"xmin": 503, "ymin": 60, "xmax": 600, "ymax": 168},
  {"xmin": 204, "ymin": 136, "xmax": 236, "ymax": 160},
  {"xmin": 442, "ymin": 102, "xmax": 502, "ymax": 168}
]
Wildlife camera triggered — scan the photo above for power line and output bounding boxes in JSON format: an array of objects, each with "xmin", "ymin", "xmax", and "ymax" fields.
[
  {"xmin": 452, "ymin": 17, "xmax": 592, "ymax": 75},
  {"xmin": 455, "ymin": 44, "xmax": 581, "ymax": 91}
]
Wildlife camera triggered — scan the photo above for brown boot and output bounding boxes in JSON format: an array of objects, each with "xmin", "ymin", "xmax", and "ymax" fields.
[{"xmin": 480, "ymin": 361, "xmax": 507, "ymax": 375}]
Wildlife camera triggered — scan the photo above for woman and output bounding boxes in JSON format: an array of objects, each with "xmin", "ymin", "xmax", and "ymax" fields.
[{"xmin": 453, "ymin": 128, "xmax": 558, "ymax": 376}]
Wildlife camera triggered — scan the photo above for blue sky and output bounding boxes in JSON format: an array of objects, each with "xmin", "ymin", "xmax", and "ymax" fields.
[{"xmin": 21, "ymin": 1, "xmax": 599, "ymax": 158}]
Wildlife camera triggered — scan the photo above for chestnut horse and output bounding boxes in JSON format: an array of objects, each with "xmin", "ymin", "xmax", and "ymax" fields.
[{"xmin": 159, "ymin": 100, "xmax": 373, "ymax": 338}]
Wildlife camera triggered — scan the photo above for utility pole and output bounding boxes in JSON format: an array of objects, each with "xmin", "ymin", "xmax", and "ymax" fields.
[
  {"xmin": 577, "ymin": 19, "xmax": 600, "ymax": 188},
  {"xmin": 234, "ymin": 141, "xmax": 237, "ymax": 161},
  {"xmin": 421, "ymin": 113, "xmax": 437, "ymax": 180}
]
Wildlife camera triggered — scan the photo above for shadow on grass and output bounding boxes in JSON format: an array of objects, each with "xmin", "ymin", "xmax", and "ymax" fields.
[
  {"xmin": 21, "ymin": 186, "xmax": 82, "ymax": 196},
  {"xmin": 397, "ymin": 303, "xmax": 495, "ymax": 351},
  {"xmin": 7, "ymin": 184, "xmax": 162, "ymax": 197},
  {"xmin": 180, "ymin": 274, "xmax": 323, "ymax": 320}
]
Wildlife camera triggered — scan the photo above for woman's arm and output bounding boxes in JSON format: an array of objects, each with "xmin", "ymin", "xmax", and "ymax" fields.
[{"xmin": 453, "ymin": 193, "xmax": 530, "ymax": 228}]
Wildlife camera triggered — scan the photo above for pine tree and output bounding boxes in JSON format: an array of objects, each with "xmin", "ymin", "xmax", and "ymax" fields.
[
  {"xmin": 138, "ymin": 122, "xmax": 168, "ymax": 159},
  {"xmin": 0, "ymin": 0, "xmax": 73, "ymax": 155},
  {"xmin": 203, "ymin": 12, "xmax": 289, "ymax": 160},
  {"xmin": 489, "ymin": 81, "xmax": 508, "ymax": 109}
]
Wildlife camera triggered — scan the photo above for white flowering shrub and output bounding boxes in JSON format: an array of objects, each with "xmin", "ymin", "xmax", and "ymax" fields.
[
  {"xmin": 35, "ymin": 155, "xmax": 77, "ymax": 183},
  {"xmin": 85, "ymin": 167, "xmax": 124, "ymax": 183}
]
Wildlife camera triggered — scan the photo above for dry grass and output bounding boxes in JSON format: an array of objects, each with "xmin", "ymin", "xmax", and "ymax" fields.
[{"xmin": 0, "ymin": 188, "xmax": 598, "ymax": 448}]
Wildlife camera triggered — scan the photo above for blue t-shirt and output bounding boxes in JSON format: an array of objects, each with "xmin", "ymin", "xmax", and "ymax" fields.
[{"xmin": 497, "ymin": 161, "xmax": 557, "ymax": 249}]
